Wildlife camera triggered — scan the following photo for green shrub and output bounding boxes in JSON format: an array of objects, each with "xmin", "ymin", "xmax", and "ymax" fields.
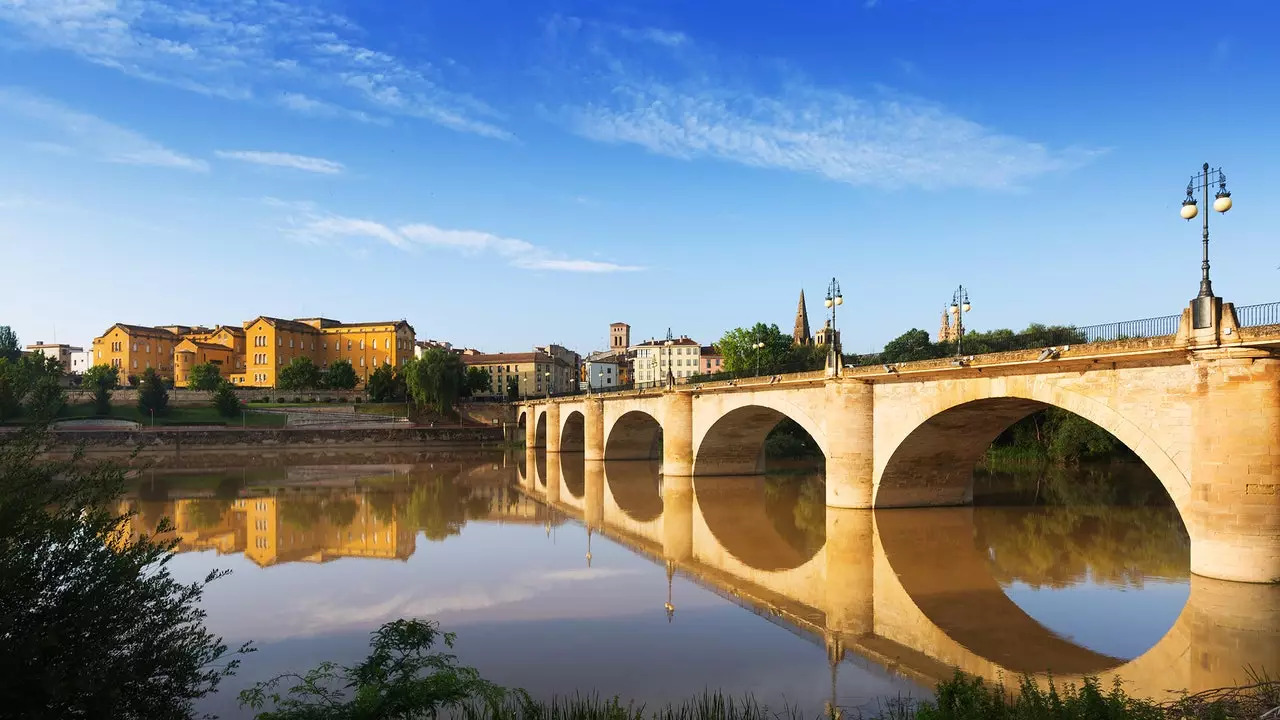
[{"xmin": 213, "ymin": 383, "xmax": 240, "ymax": 418}]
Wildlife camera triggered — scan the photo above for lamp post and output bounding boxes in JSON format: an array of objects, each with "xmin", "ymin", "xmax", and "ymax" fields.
[
  {"xmin": 752, "ymin": 340, "xmax": 765, "ymax": 377},
  {"xmin": 544, "ymin": 371, "xmax": 551, "ymax": 398},
  {"xmin": 949, "ymin": 285, "xmax": 971, "ymax": 357},
  {"xmin": 664, "ymin": 559, "xmax": 676, "ymax": 622},
  {"xmin": 663, "ymin": 328, "xmax": 675, "ymax": 389},
  {"xmin": 824, "ymin": 277, "xmax": 844, "ymax": 374},
  {"xmin": 1180, "ymin": 163, "xmax": 1233, "ymax": 326}
]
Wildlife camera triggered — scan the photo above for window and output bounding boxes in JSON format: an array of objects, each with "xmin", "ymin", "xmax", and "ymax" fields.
[
  {"xmin": 145, "ymin": 343, "xmax": 150, "ymax": 353},
  {"xmin": 131, "ymin": 359, "xmax": 137, "ymax": 369},
  {"xmin": 131, "ymin": 343, "xmax": 137, "ymax": 352},
  {"xmin": 359, "ymin": 340, "xmax": 365, "ymax": 350},
  {"xmin": 347, "ymin": 340, "xmax": 352, "ymax": 351},
  {"xmin": 289, "ymin": 338, "xmax": 294, "ymax": 348},
  {"xmin": 277, "ymin": 337, "xmax": 282, "ymax": 346},
  {"xmin": 359, "ymin": 357, "xmax": 365, "ymax": 366}
]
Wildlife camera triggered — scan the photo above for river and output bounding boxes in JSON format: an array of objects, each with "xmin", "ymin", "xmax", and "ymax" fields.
[{"xmin": 117, "ymin": 452, "xmax": 1275, "ymax": 718}]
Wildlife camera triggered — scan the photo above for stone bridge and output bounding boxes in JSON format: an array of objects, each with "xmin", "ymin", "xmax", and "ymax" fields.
[
  {"xmin": 519, "ymin": 300, "xmax": 1280, "ymax": 583},
  {"xmin": 517, "ymin": 452, "xmax": 1280, "ymax": 702}
]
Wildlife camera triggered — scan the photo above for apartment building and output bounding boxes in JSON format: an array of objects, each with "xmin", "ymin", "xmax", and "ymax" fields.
[
  {"xmin": 462, "ymin": 350, "xmax": 574, "ymax": 399},
  {"xmin": 630, "ymin": 335, "xmax": 701, "ymax": 386}
]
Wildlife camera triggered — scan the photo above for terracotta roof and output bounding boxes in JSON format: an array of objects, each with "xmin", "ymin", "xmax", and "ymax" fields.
[
  {"xmin": 462, "ymin": 352, "xmax": 550, "ymax": 365},
  {"xmin": 251, "ymin": 316, "xmax": 319, "ymax": 333},
  {"xmin": 319, "ymin": 320, "xmax": 414, "ymax": 330},
  {"xmin": 700, "ymin": 346, "xmax": 721, "ymax": 356},
  {"xmin": 633, "ymin": 337, "xmax": 699, "ymax": 347},
  {"xmin": 97, "ymin": 323, "xmax": 177, "ymax": 339},
  {"xmin": 176, "ymin": 340, "xmax": 233, "ymax": 352}
]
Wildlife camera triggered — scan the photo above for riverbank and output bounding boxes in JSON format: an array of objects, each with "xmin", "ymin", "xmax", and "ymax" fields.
[{"xmin": 37, "ymin": 425, "xmax": 506, "ymax": 464}]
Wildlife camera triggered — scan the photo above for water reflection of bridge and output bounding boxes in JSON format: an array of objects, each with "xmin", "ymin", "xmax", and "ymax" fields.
[{"xmin": 520, "ymin": 450, "xmax": 1280, "ymax": 701}]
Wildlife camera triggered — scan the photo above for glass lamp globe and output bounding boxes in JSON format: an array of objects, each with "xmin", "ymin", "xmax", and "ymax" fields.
[
  {"xmin": 949, "ymin": 303, "xmax": 959, "ymax": 315},
  {"xmin": 834, "ymin": 296, "xmax": 844, "ymax": 306},
  {"xmin": 824, "ymin": 298, "xmax": 833, "ymax": 308},
  {"xmin": 1181, "ymin": 201, "xmax": 1199, "ymax": 220},
  {"xmin": 962, "ymin": 301, "xmax": 971, "ymax": 312},
  {"xmin": 1214, "ymin": 194, "xmax": 1233, "ymax": 213}
]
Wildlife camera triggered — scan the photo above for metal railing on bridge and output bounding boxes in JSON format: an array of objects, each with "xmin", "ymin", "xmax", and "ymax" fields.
[
  {"xmin": 1073, "ymin": 314, "xmax": 1181, "ymax": 343},
  {"xmin": 1236, "ymin": 301, "xmax": 1280, "ymax": 328}
]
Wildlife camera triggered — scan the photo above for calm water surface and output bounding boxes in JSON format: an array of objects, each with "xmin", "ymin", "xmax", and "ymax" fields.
[{"xmin": 118, "ymin": 452, "xmax": 1277, "ymax": 719}]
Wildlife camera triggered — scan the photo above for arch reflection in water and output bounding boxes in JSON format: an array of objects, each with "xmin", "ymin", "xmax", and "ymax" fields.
[{"xmin": 526, "ymin": 460, "xmax": 1279, "ymax": 702}]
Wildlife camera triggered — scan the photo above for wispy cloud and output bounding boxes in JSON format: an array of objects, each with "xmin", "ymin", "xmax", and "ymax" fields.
[
  {"xmin": 271, "ymin": 199, "xmax": 642, "ymax": 273},
  {"xmin": 0, "ymin": 0, "xmax": 510, "ymax": 139},
  {"xmin": 546, "ymin": 19, "xmax": 1102, "ymax": 190},
  {"xmin": 0, "ymin": 87, "xmax": 207, "ymax": 171},
  {"xmin": 215, "ymin": 149, "xmax": 345, "ymax": 175}
]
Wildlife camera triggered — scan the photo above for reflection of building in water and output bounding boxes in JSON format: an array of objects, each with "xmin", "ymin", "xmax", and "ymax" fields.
[{"xmin": 119, "ymin": 466, "xmax": 557, "ymax": 567}]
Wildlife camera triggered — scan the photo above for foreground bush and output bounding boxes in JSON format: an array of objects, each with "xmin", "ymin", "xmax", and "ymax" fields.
[{"xmin": 0, "ymin": 425, "xmax": 251, "ymax": 718}]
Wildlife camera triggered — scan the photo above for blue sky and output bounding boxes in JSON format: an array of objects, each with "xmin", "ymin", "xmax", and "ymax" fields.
[{"xmin": 2, "ymin": 0, "xmax": 1278, "ymax": 355}]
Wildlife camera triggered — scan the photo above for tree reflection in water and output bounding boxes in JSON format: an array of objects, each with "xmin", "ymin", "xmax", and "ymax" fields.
[
  {"xmin": 973, "ymin": 464, "xmax": 1190, "ymax": 589},
  {"xmin": 762, "ymin": 472, "xmax": 826, "ymax": 557}
]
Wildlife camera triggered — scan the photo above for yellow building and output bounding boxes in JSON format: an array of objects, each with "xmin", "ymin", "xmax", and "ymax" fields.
[
  {"xmin": 238, "ymin": 316, "xmax": 416, "ymax": 388},
  {"xmin": 462, "ymin": 350, "xmax": 573, "ymax": 399},
  {"xmin": 91, "ymin": 324, "xmax": 180, "ymax": 381},
  {"xmin": 93, "ymin": 317, "xmax": 416, "ymax": 388}
]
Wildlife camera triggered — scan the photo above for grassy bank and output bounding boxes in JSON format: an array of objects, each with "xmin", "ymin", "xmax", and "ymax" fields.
[{"xmin": 58, "ymin": 403, "xmax": 287, "ymax": 427}]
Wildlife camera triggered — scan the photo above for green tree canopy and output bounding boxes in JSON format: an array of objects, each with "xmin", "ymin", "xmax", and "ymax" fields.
[
  {"xmin": 277, "ymin": 357, "xmax": 322, "ymax": 391},
  {"xmin": 187, "ymin": 362, "xmax": 224, "ymax": 392},
  {"xmin": 0, "ymin": 325, "xmax": 20, "ymax": 362},
  {"xmin": 83, "ymin": 364, "xmax": 120, "ymax": 415},
  {"xmin": 136, "ymin": 367, "xmax": 169, "ymax": 416},
  {"xmin": 322, "ymin": 359, "xmax": 358, "ymax": 390},
  {"xmin": 1, "ymin": 424, "xmax": 252, "ymax": 715},
  {"xmin": 366, "ymin": 363, "xmax": 406, "ymax": 402},
  {"xmin": 213, "ymin": 381, "xmax": 241, "ymax": 418},
  {"xmin": 404, "ymin": 349, "xmax": 464, "ymax": 415},
  {"xmin": 717, "ymin": 323, "xmax": 794, "ymax": 376},
  {"xmin": 464, "ymin": 366, "xmax": 491, "ymax": 397},
  {"xmin": 879, "ymin": 329, "xmax": 948, "ymax": 363}
]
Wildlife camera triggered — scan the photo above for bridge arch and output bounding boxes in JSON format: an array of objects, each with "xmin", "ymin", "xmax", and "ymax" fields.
[
  {"xmin": 605, "ymin": 410, "xmax": 662, "ymax": 461},
  {"xmin": 874, "ymin": 380, "xmax": 1190, "ymax": 518},
  {"xmin": 560, "ymin": 410, "xmax": 585, "ymax": 453},
  {"xmin": 561, "ymin": 454, "xmax": 585, "ymax": 499},
  {"xmin": 604, "ymin": 460, "xmax": 664, "ymax": 522},
  {"xmin": 534, "ymin": 411, "xmax": 548, "ymax": 449},
  {"xmin": 692, "ymin": 395, "xmax": 828, "ymax": 476},
  {"xmin": 695, "ymin": 474, "xmax": 825, "ymax": 572}
]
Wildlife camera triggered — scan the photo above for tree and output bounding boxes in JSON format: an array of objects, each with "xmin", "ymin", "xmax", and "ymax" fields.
[
  {"xmin": 366, "ymin": 363, "xmax": 406, "ymax": 402},
  {"xmin": 404, "ymin": 349, "xmax": 464, "ymax": 415},
  {"xmin": 0, "ymin": 325, "xmax": 20, "ymax": 362},
  {"xmin": 464, "ymin": 367, "xmax": 491, "ymax": 397},
  {"xmin": 506, "ymin": 377, "xmax": 519, "ymax": 401},
  {"xmin": 717, "ymin": 323, "xmax": 794, "ymax": 376},
  {"xmin": 277, "ymin": 357, "xmax": 321, "ymax": 391},
  {"xmin": 83, "ymin": 364, "xmax": 120, "ymax": 416},
  {"xmin": 880, "ymin": 328, "xmax": 948, "ymax": 363},
  {"xmin": 0, "ymin": 359, "xmax": 21, "ymax": 423},
  {"xmin": 136, "ymin": 367, "xmax": 169, "ymax": 416},
  {"xmin": 187, "ymin": 362, "xmax": 224, "ymax": 393},
  {"xmin": 239, "ymin": 619, "xmax": 504, "ymax": 718},
  {"xmin": 0, "ymin": 424, "xmax": 252, "ymax": 716},
  {"xmin": 322, "ymin": 359, "xmax": 358, "ymax": 390},
  {"xmin": 213, "ymin": 381, "xmax": 241, "ymax": 418}
]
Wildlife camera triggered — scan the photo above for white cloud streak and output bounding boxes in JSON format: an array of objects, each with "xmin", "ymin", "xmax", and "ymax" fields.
[
  {"xmin": 550, "ymin": 19, "xmax": 1102, "ymax": 190},
  {"xmin": 215, "ymin": 149, "xmax": 345, "ymax": 175},
  {"xmin": 0, "ymin": 86, "xmax": 207, "ymax": 171},
  {"xmin": 272, "ymin": 200, "xmax": 642, "ymax": 273},
  {"xmin": 0, "ymin": 0, "xmax": 510, "ymax": 139}
]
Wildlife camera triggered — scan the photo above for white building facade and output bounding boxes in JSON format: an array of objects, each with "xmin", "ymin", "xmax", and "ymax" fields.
[{"xmin": 630, "ymin": 336, "xmax": 701, "ymax": 386}]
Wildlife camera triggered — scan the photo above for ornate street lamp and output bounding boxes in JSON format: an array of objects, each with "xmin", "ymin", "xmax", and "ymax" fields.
[
  {"xmin": 824, "ymin": 278, "xmax": 844, "ymax": 374},
  {"xmin": 1180, "ymin": 163, "xmax": 1233, "ymax": 326},
  {"xmin": 663, "ymin": 328, "xmax": 675, "ymax": 389},
  {"xmin": 664, "ymin": 559, "xmax": 676, "ymax": 622},
  {"xmin": 752, "ymin": 340, "xmax": 765, "ymax": 377},
  {"xmin": 949, "ymin": 286, "xmax": 971, "ymax": 357}
]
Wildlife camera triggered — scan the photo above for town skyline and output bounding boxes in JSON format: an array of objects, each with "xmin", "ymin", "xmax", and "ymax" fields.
[{"xmin": 3, "ymin": 1, "xmax": 1279, "ymax": 354}]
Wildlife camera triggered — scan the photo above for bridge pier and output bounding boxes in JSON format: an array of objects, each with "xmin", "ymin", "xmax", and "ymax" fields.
[
  {"xmin": 662, "ymin": 475, "xmax": 694, "ymax": 563},
  {"xmin": 546, "ymin": 403, "xmax": 561, "ymax": 454},
  {"xmin": 1187, "ymin": 574, "xmax": 1280, "ymax": 690},
  {"xmin": 584, "ymin": 398, "xmax": 605, "ymax": 461},
  {"xmin": 546, "ymin": 453, "xmax": 561, "ymax": 503},
  {"xmin": 525, "ymin": 406, "xmax": 537, "ymax": 448},
  {"xmin": 826, "ymin": 380, "xmax": 875, "ymax": 508},
  {"xmin": 1190, "ymin": 350, "xmax": 1280, "ymax": 583},
  {"xmin": 585, "ymin": 461, "xmax": 604, "ymax": 528},
  {"xmin": 824, "ymin": 508, "xmax": 874, "ymax": 637},
  {"xmin": 522, "ymin": 448, "xmax": 537, "ymax": 491},
  {"xmin": 663, "ymin": 391, "xmax": 694, "ymax": 477}
]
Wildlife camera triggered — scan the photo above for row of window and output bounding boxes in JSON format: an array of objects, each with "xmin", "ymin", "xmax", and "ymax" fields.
[{"xmin": 254, "ymin": 335, "xmax": 407, "ymax": 351}]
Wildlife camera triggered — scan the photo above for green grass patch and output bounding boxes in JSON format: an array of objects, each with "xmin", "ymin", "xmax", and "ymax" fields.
[{"xmin": 354, "ymin": 403, "xmax": 409, "ymax": 416}]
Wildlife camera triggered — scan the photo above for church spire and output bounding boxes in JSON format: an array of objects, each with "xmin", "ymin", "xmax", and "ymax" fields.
[{"xmin": 793, "ymin": 290, "xmax": 812, "ymax": 346}]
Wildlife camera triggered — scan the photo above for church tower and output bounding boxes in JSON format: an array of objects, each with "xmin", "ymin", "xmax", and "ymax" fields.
[
  {"xmin": 937, "ymin": 309, "xmax": 954, "ymax": 343},
  {"xmin": 793, "ymin": 290, "xmax": 812, "ymax": 345}
]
